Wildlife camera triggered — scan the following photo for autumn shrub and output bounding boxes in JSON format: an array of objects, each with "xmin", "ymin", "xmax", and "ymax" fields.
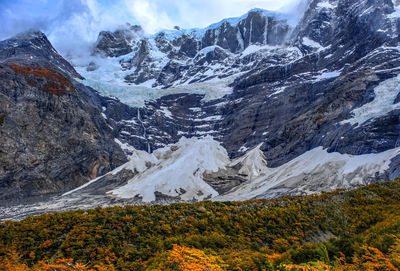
[{"xmin": 10, "ymin": 65, "xmax": 74, "ymax": 96}]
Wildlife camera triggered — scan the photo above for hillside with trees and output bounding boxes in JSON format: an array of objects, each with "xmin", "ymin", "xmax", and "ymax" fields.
[{"xmin": 1, "ymin": 179, "xmax": 400, "ymax": 270}]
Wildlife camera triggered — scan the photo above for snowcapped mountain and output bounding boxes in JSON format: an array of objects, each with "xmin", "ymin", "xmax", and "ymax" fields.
[
  {"xmin": 2, "ymin": 0, "xmax": 400, "ymax": 219},
  {"xmin": 74, "ymin": 8, "xmax": 300, "ymax": 91}
]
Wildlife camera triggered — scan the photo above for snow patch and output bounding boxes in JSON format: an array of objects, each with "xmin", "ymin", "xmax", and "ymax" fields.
[
  {"xmin": 388, "ymin": 2, "xmax": 400, "ymax": 18},
  {"xmin": 159, "ymin": 106, "xmax": 173, "ymax": 118},
  {"xmin": 341, "ymin": 74, "xmax": 400, "ymax": 126},
  {"xmin": 302, "ymin": 37, "xmax": 324, "ymax": 51},
  {"xmin": 240, "ymin": 44, "xmax": 279, "ymax": 58},
  {"xmin": 195, "ymin": 45, "xmax": 221, "ymax": 57},
  {"xmin": 317, "ymin": 1, "xmax": 336, "ymax": 9},
  {"xmin": 313, "ymin": 70, "xmax": 341, "ymax": 81}
]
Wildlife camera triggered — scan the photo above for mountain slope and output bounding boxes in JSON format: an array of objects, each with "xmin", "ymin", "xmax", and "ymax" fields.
[
  {"xmin": 0, "ymin": 31, "xmax": 127, "ymax": 205},
  {"xmin": 81, "ymin": 0, "xmax": 400, "ymax": 163}
]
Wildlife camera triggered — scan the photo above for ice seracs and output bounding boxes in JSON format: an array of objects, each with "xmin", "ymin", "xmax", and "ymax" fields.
[
  {"xmin": 229, "ymin": 143, "xmax": 269, "ymax": 180},
  {"xmin": 110, "ymin": 136, "xmax": 230, "ymax": 202}
]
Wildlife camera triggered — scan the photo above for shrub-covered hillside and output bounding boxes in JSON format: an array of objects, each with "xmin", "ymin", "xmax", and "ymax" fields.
[{"xmin": 1, "ymin": 180, "xmax": 400, "ymax": 270}]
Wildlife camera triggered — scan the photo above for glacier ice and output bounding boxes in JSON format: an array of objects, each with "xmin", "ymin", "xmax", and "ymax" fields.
[{"xmin": 341, "ymin": 74, "xmax": 400, "ymax": 126}]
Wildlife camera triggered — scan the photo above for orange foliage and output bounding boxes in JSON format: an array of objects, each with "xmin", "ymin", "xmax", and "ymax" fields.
[
  {"xmin": 34, "ymin": 259, "xmax": 91, "ymax": 271},
  {"xmin": 10, "ymin": 65, "xmax": 74, "ymax": 96},
  {"xmin": 334, "ymin": 245, "xmax": 400, "ymax": 271},
  {"xmin": 1, "ymin": 258, "xmax": 93, "ymax": 271},
  {"xmin": 0, "ymin": 251, "xmax": 29, "ymax": 271},
  {"xmin": 0, "ymin": 180, "xmax": 400, "ymax": 270},
  {"xmin": 360, "ymin": 246, "xmax": 398, "ymax": 270},
  {"xmin": 42, "ymin": 240, "xmax": 52, "ymax": 248},
  {"xmin": 283, "ymin": 263, "xmax": 330, "ymax": 271},
  {"xmin": 265, "ymin": 251, "xmax": 291, "ymax": 266},
  {"xmin": 153, "ymin": 244, "xmax": 225, "ymax": 271},
  {"xmin": 0, "ymin": 249, "xmax": 93, "ymax": 271}
]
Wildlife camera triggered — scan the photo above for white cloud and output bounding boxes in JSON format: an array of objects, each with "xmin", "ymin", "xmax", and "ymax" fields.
[{"xmin": 124, "ymin": 0, "xmax": 173, "ymax": 33}]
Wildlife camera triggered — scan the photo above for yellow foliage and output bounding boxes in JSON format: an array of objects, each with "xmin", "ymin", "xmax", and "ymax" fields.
[
  {"xmin": 151, "ymin": 244, "xmax": 225, "ymax": 271},
  {"xmin": 283, "ymin": 262, "xmax": 330, "ymax": 271}
]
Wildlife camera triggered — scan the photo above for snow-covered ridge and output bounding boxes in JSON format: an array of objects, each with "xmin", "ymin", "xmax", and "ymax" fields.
[
  {"xmin": 8, "ymin": 137, "xmax": 400, "ymax": 221},
  {"xmin": 110, "ymin": 136, "xmax": 229, "ymax": 202},
  {"xmin": 151, "ymin": 8, "xmax": 296, "ymax": 41},
  {"xmin": 216, "ymin": 145, "xmax": 400, "ymax": 201},
  {"xmin": 71, "ymin": 6, "xmax": 302, "ymax": 93},
  {"xmin": 229, "ymin": 143, "xmax": 269, "ymax": 179}
]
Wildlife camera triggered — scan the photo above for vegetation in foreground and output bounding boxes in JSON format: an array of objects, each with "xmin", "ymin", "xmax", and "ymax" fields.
[{"xmin": 1, "ymin": 180, "xmax": 400, "ymax": 270}]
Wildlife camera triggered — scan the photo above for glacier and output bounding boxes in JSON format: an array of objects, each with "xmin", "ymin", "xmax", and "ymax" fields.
[{"xmin": 341, "ymin": 74, "xmax": 400, "ymax": 126}]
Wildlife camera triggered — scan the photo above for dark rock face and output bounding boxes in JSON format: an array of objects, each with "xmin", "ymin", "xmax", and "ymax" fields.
[
  {"xmin": 201, "ymin": 11, "xmax": 290, "ymax": 52},
  {"xmin": 0, "ymin": 31, "xmax": 127, "ymax": 206},
  {"xmin": 94, "ymin": 24, "xmax": 144, "ymax": 57}
]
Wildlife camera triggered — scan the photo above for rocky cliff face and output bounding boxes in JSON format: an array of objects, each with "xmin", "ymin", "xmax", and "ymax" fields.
[
  {"xmin": 0, "ymin": 31, "xmax": 127, "ymax": 205},
  {"xmin": 94, "ymin": 24, "xmax": 144, "ymax": 57},
  {"xmin": 2, "ymin": 0, "xmax": 400, "ymax": 218}
]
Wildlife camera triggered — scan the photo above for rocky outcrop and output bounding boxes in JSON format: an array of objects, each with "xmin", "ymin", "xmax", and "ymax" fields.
[
  {"xmin": 0, "ymin": 31, "xmax": 127, "ymax": 206},
  {"xmin": 94, "ymin": 24, "xmax": 144, "ymax": 57},
  {"xmin": 0, "ymin": 31, "xmax": 82, "ymax": 79},
  {"xmin": 202, "ymin": 10, "xmax": 290, "ymax": 52}
]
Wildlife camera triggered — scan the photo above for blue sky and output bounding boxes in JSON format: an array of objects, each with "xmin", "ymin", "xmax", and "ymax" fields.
[{"xmin": 0, "ymin": 0, "xmax": 302, "ymax": 56}]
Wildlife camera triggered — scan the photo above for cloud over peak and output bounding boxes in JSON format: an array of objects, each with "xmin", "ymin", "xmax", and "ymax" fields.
[{"xmin": 0, "ymin": 0, "xmax": 303, "ymax": 57}]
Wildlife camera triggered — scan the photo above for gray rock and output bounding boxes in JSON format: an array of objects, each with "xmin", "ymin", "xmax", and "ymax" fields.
[
  {"xmin": 0, "ymin": 31, "xmax": 128, "ymax": 206},
  {"xmin": 94, "ymin": 24, "xmax": 144, "ymax": 57}
]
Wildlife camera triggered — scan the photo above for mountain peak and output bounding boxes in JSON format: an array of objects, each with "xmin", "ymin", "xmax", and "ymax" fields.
[
  {"xmin": 0, "ymin": 29, "xmax": 82, "ymax": 79},
  {"xmin": 94, "ymin": 24, "xmax": 144, "ymax": 57},
  {"xmin": 13, "ymin": 29, "xmax": 47, "ymax": 41}
]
